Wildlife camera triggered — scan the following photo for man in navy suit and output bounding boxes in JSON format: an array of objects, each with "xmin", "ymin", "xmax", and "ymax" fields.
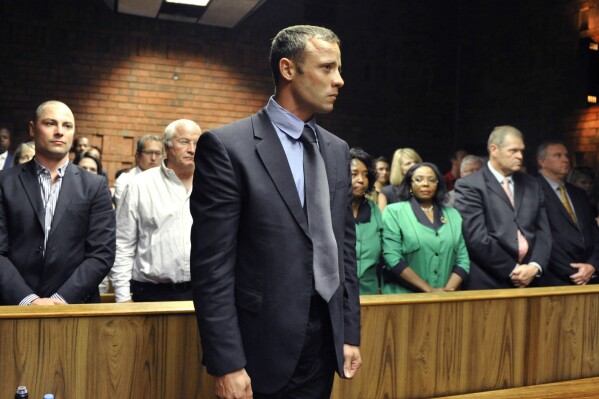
[
  {"xmin": 0, "ymin": 100, "xmax": 115, "ymax": 305},
  {"xmin": 455, "ymin": 126, "xmax": 551, "ymax": 289},
  {"xmin": 0, "ymin": 126, "xmax": 13, "ymax": 170},
  {"xmin": 536, "ymin": 141, "xmax": 599, "ymax": 286},
  {"xmin": 191, "ymin": 25, "xmax": 361, "ymax": 398}
]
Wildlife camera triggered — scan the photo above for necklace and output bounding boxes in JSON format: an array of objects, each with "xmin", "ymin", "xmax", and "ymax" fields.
[{"xmin": 421, "ymin": 205, "xmax": 433, "ymax": 212}]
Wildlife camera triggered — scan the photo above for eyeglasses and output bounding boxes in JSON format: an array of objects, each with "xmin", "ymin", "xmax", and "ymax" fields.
[
  {"xmin": 141, "ymin": 151, "xmax": 163, "ymax": 157},
  {"xmin": 174, "ymin": 138, "xmax": 198, "ymax": 147},
  {"xmin": 412, "ymin": 176, "xmax": 439, "ymax": 185}
]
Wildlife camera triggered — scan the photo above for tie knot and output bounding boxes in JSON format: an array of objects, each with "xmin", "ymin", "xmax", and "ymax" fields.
[
  {"xmin": 300, "ymin": 125, "xmax": 317, "ymax": 145},
  {"xmin": 502, "ymin": 177, "xmax": 511, "ymax": 187}
]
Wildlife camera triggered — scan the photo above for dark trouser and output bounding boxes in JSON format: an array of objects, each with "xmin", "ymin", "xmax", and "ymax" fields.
[
  {"xmin": 254, "ymin": 295, "xmax": 337, "ymax": 399},
  {"xmin": 130, "ymin": 280, "xmax": 193, "ymax": 302}
]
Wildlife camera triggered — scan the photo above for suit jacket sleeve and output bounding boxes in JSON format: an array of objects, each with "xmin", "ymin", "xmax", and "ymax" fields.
[
  {"xmin": 454, "ymin": 177, "xmax": 518, "ymax": 282},
  {"xmin": 528, "ymin": 183, "xmax": 551, "ymax": 269},
  {"xmin": 342, "ymin": 143, "xmax": 360, "ymax": 346},
  {"xmin": 190, "ymin": 131, "xmax": 246, "ymax": 376},
  {"xmin": 0, "ymin": 176, "xmax": 37, "ymax": 303},
  {"xmin": 56, "ymin": 175, "xmax": 116, "ymax": 303}
]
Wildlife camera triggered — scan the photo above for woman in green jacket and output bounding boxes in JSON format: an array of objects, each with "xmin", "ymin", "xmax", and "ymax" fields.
[
  {"xmin": 382, "ymin": 162, "xmax": 470, "ymax": 294},
  {"xmin": 350, "ymin": 148, "xmax": 384, "ymax": 295}
]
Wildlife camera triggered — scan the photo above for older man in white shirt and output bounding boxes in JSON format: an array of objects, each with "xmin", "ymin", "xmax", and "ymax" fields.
[{"xmin": 110, "ymin": 119, "xmax": 201, "ymax": 302}]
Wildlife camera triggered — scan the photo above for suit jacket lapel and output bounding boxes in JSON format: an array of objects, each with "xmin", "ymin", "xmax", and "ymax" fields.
[
  {"xmin": 18, "ymin": 161, "xmax": 45, "ymax": 228},
  {"xmin": 513, "ymin": 173, "xmax": 525, "ymax": 215},
  {"xmin": 49, "ymin": 163, "xmax": 78, "ymax": 239},
  {"xmin": 315, "ymin": 126, "xmax": 337, "ymax": 205},
  {"xmin": 483, "ymin": 166, "xmax": 512, "ymax": 209},
  {"xmin": 253, "ymin": 110, "xmax": 310, "ymax": 238}
]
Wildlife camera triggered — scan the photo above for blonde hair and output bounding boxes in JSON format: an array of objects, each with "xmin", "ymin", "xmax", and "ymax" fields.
[{"xmin": 389, "ymin": 148, "xmax": 422, "ymax": 186}]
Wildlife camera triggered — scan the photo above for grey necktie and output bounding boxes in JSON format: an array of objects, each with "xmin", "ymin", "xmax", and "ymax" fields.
[{"xmin": 300, "ymin": 125, "xmax": 340, "ymax": 302}]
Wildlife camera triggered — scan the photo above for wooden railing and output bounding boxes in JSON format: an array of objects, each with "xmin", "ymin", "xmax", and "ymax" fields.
[{"xmin": 2, "ymin": 286, "xmax": 599, "ymax": 398}]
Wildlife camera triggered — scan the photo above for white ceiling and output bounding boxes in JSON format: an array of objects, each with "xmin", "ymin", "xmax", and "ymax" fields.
[{"xmin": 102, "ymin": 0, "xmax": 267, "ymax": 28}]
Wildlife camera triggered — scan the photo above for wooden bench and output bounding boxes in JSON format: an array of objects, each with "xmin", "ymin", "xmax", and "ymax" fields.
[{"xmin": 436, "ymin": 376, "xmax": 599, "ymax": 398}]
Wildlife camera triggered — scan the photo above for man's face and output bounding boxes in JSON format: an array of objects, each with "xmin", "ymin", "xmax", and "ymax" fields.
[
  {"xmin": 490, "ymin": 134, "xmax": 525, "ymax": 175},
  {"xmin": 539, "ymin": 144, "xmax": 570, "ymax": 181},
  {"xmin": 0, "ymin": 128, "xmax": 11, "ymax": 154},
  {"xmin": 288, "ymin": 38, "xmax": 344, "ymax": 120},
  {"xmin": 75, "ymin": 137, "xmax": 90, "ymax": 154},
  {"xmin": 166, "ymin": 127, "xmax": 201, "ymax": 171},
  {"xmin": 461, "ymin": 161, "xmax": 483, "ymax": 178},
  {"xmin": 137, "ymin": 140, "xmax": 163, "ymax": 171},
  {"xmin": 30, "ymin": 103, "xmax": 75, "ymax": 162}
]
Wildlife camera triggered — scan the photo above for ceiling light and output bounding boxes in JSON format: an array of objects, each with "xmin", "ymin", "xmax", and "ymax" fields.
[{"xmin": 165, "ymin": 0, "xmax": 210, "ymax": 6}]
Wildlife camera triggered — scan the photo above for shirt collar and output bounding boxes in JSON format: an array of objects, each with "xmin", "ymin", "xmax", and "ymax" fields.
[
  {"xmin": 34, "ymin": 158, "xmax": 69, "ymax": 178},
  {"xmin": 487, "ymin": 161, "xmax": 510, "ymax": 184},
  {"xmin": 265, "ymin": 96, "xmax": 317, "ymax": 140},
  {"xmin": 541, "ymin": 174, "xmax": 563, "ymax": 191},
  {"xmin": 0, "ymin": 152, "xmax": 6, "ymax": 161}
]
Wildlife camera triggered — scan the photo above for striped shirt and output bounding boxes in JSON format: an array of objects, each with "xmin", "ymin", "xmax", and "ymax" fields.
[{"xmin": 19, "ymin": 159, "xmax": 69, "ymax": 306}]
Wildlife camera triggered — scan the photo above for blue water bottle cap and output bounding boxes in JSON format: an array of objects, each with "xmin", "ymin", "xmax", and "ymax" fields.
[{"xmin": 43, "ymin": 395, "xmax": 54, "ymax": 399}]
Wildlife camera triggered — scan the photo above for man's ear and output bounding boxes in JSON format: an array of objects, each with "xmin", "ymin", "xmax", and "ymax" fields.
[
  {"xmin": 279, "ymin": 58, "xmax": 295, "ymax": 82},
  {"xmin": 28, "ymin": 121, "xmax": 35, "ymax": 138}
]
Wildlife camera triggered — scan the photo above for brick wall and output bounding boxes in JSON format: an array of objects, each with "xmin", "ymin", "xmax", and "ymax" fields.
[{"xmin": 1, "ymin": 0, "xmax": 598, "ymax": 182}]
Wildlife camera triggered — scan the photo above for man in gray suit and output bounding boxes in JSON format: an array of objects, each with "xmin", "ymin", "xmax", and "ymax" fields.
[
  {"xmin": 455, "ymin": 126, "xmax": 551, "ymax": 289},
  {"xmin": 190, "ymin": 25, "xmax": 361, "ymax": 398}
]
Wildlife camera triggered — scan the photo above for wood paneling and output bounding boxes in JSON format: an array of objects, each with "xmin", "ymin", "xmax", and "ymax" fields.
[{"xmin": 3, "ymin": 287, "xmax": 599, "ymax": 398}]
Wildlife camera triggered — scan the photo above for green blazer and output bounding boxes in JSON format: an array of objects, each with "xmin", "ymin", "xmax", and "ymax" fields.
[
  {"xmin": 355, "ymin": 199, "xmax": 383, "ymax": 294},
  {"xmin": 382, "ymin": 200, "xmax": 470, "ymax": 294}
]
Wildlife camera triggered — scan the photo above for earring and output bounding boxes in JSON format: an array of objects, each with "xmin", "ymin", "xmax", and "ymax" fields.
[{"xmin": 409, "ymin": 189, "xmax": 413, "ymax": 196}]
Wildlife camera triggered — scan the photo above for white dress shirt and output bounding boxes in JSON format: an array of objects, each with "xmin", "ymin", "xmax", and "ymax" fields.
[
  {"xmin": 110, "ymin": 161, "xmax": 192, "ymax": 302},
  {"xmin": 113, "ymin": 166, "xmax": 142, "ymax": 208}
]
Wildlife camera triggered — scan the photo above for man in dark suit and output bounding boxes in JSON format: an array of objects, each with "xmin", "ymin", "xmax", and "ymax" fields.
[
  {"xmin": 454, "ymin": 125, "xmax": 551, "ymax": 289},
  {"xmin": 0, "ymin": 100, "xmax": 115, "ymax": 305},
  {"xmin": 0, "ymin": 126, "xmax": 13, "ymax": 170},
  {"xmin": 536, "ymin": 141, "xmax": 599, "ymax": 286},
  {"xmin": 190, "ymin": 25, "xmax": 361, "ymax": 398}
]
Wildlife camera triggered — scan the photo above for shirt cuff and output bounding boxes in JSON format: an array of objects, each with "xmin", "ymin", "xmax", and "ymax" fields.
[
  {"xmin": 20, "ymin": 294, "xmax": 40, "ymax": 306},
  {"xmin": 114, "ymin": 285, "xmax": 132, "ymax": 302},
  {"xmin": 51, "ymin": 293, "xmax": 67, "ymax": 303},
  {"xmin": 529, "ymin": 262, "xmax": 543, "ymax": 276}
]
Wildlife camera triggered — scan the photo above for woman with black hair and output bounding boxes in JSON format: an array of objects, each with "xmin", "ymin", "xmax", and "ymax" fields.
[
  {"xmin": 350, "ymin": 147, "xmax": 384, "ymax": 294},
  {"xmin": 381, "ymin": 162, "xmax": 470, "ymax": 294}
]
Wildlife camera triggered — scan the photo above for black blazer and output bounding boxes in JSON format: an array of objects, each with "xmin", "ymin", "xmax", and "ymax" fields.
[
  {"xmin": 190, "ymin": 109, "xmax": 360, "ymax": 394},
  {"xmin": 0, "ymin": 160, "xmax": 116, "ymax": 304},
  {"xmin": 538, "ymin": 177, "xmax": 599, "ymax": 286},
  {"xmin": 2, "ymin": 153, "xmax": 13, "ymax": 170},
  {"xmin": 454, "ymin": 166, "xmax": 552, "ymax": 289}
]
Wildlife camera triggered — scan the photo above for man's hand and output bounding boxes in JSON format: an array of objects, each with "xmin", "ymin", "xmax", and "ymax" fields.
[
  {"xmin": 570, "ymin": 263, "xmax": 595, "ymax": 285},
  {"xmin": 343, "ymin": 344, "xmax": 362, "ymax": 379},
  {"xmin": 214, "ymin": 368, "xmax": 252, "ymax": 399},
  {"xmin": 31, "ymin": 298, "xmax": 66, "ymax": 305},
  {"xmin": 511, "ymin": 264, "xmax": 538, "ymax": 288}
]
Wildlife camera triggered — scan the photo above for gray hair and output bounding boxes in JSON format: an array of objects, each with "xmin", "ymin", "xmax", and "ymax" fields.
[
  {"xmin": 460, "ymin": 155, "xmax": 484, "ymax": 175},
  {"xmin": 487, "ymin": 125, "xmax": 524, "ymax": 152},
  {"xmin": 136, "ymin": 135, "xmax": 162, "ymax": 154},
  {"xmin": 163, "ymin": 119, "xmax": 201, "ymax": 148},
  {"xmin": 270, "ymin": 25, "xmax": 340, "ymax": 87},
  {"xmin": 536, "ymin": 140, "xmax": 566, "ymax": 161}
]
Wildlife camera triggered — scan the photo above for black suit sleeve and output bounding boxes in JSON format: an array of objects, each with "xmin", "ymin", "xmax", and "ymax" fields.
[
  {"xmin": 190, "ymin": 131, "xmax": 246, "ymax": 376},
  {"xmin": 56, "ymin": 176, "xmax": 115, "ymax": 303},
  {"xmin": 341, "ymin": 143, "xmax": 360, "ymax": 346},
  {"xmin": 0, "ymin": 178, "xmax": 37, "ymax": 304},
  {"xmin": 454, "ymin": 177, "xmax": 517, "ymax": 282}
]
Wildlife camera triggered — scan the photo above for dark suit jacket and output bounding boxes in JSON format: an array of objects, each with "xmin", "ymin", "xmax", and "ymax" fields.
[
  {"xmin": 454, "ymin": 166, "xmax": 551, "ymax": 289},
  {"xmin": 538, "ymin": 177, "xmax": 599, "ymax": 286},
  {"xmin": 0, "ymin": 160, "xmax": 116, "ymax": 304},
  {"xmin": 190, "ymin": 109, "xmax": 360, "ymax": 393},
  {"xmin": 2, "ymin": 152, "xmax": 13, "ymax": 170}
]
